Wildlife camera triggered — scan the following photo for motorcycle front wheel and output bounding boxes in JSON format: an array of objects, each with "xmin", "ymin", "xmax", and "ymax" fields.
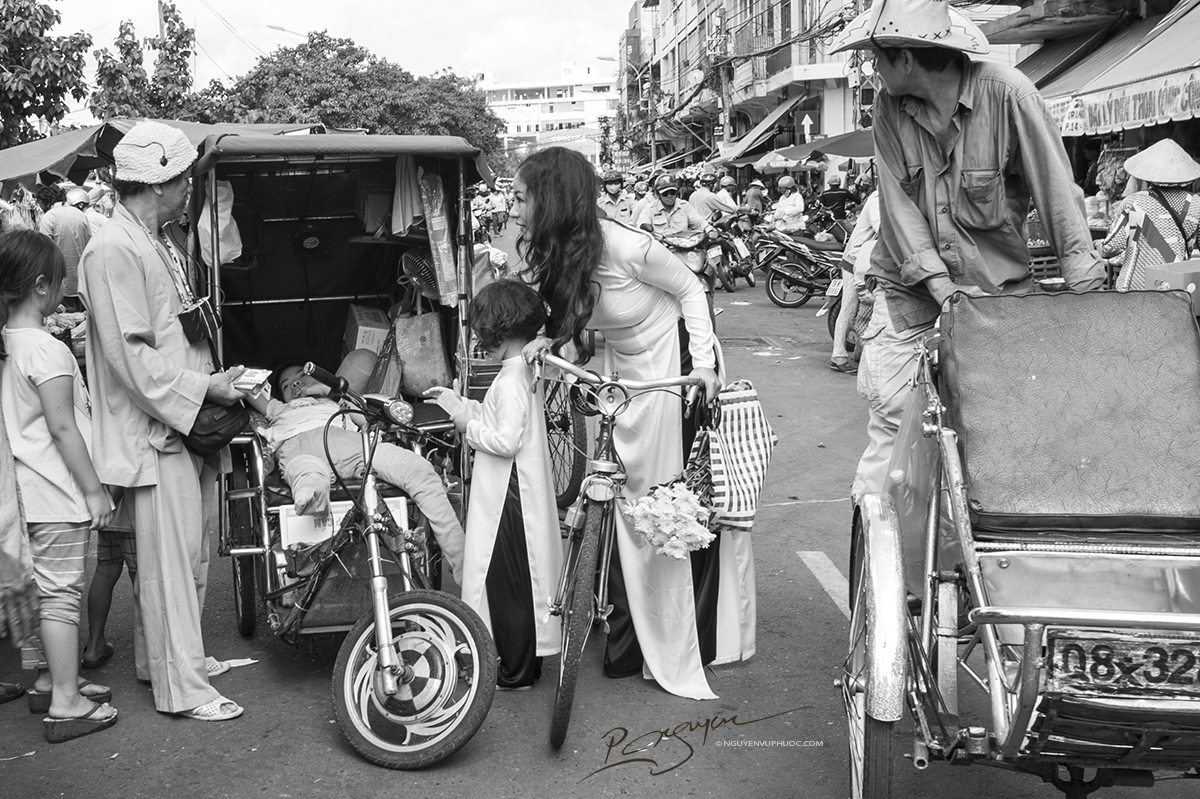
[
  {"xmin": 715, "ymin": 259, "xmax": 735, "ymax": 293},
  {"xmin": 332, "ymin": 590, "xmax": 497, "ymax": 769},
  {"xmin": 766, "ymin": 262, "xmax": 816, "ymax": 308}
]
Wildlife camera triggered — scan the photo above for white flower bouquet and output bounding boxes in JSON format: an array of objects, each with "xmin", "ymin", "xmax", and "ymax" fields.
[{"xmin": 623, "ymin": 480, "xmax": 716, "ymax": 561}]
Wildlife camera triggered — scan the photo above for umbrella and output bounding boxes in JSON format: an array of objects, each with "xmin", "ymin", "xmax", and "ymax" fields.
[
  {"xmin": 0, "ymin": 119, "xmax": 322, "ymax": 193},
  {"xmin": 753, "ymin": 151, "xmax": 799, "ymax": 174},
  {"xmin": 774, "ymin": 128, "xmax": 873, "ymax": 162}
]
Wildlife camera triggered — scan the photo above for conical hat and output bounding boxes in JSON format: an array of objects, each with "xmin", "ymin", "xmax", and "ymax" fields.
[
  {"xmin": 1123, "ymin": 139, "xmax": 1200, "ymax": 186},
  {"xmin": 831, "ymin": 0, "xmax": 989, "ymax": 55}
]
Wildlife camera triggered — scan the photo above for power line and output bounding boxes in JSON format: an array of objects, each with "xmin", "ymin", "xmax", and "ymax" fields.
[
  {"xmin": 195, "ymin": 38, "xmax": 232, "ymax": 79},
  {"xmin": 195, "ymin": 0, "xmax": 267, "ymax": 58}
]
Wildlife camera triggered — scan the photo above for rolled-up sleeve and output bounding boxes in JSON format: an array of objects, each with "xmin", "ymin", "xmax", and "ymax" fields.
[{"xmin": 1010, "ymin": 89, "xmax": 1105, "ymax": 291}]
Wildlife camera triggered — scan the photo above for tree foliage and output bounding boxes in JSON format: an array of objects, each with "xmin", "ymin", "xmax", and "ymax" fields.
[
  {"xmin": 0, "ymin": 0, "xmax": 92, "ymax": 148},
  {"xmin": 217, "ymin": 32, "xmax": 504, "ymax": 155},
  {"xmin": 90, "ymin": 2, "xmax": 195, "ymax": 120}
]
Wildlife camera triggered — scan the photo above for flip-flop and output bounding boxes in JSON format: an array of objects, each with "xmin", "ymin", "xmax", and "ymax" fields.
[
  {"xmin": 28, "ymin": 682, "xmax": 112, "ymax": 714},
  {"xmin": 176, "ymin": 696, "xmax": 243, "ymax": 722},
  {"xmin": 0, "ymin": 682, "xmax": 25, "ymax": 704},
  {"xmin": 205, "ymin": 656, "xmax": 231, "ymax": 677},
  {"xmin": 44, "ymin": 702, "xmax": 118, "ymax": 743},
  {"xmin": 81, "ymin": 642, "xmax": 115, "ymax": 670}
]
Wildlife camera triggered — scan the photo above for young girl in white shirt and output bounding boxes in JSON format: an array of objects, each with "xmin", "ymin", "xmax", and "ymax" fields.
[
  {"xmin": 426, "ymin": 280, "xmax": 562, "ymax": 690},
  {"xmin": 0, "ymin": 229, "xmax": 117, "ymax": 742}
]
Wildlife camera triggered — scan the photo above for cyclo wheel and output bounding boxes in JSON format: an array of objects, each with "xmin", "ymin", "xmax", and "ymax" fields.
[
  {"xmin": 332, "ymin": 589, "xmax": 497, "ymax": 769},
  {"xmin": 228, "ymin": 460, "xmax": 257, "ymax": 637},
  {"xmin": 545, "ymin": 381, "xmax": 587, "ymax": 508},
  {"xmin": 766, "ymin": 263, "xmax": 815, "ymax": 308},
  {"xmin": 845, "ymin": 514, "xmax": 894, "ymax": 799},
  {"xmin": 550, "ymin": 499, "xmax": 604, "ymax": 749}
]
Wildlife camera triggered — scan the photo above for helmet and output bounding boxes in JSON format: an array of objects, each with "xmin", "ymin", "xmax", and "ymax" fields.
[
  {"xmin": 777, "ymin": 176, "xmax": 796, "ymax": 190},
  {"xmin": 719, "ymin": 176, "xmax": 736, "ymax": 189},
  {"xmin": 828, "ymin": 176, "xmax": 842, "ymax": 186},
  {"xmin": 654, "ymin": 174, "xmax": 679, "ymax": 192},
  {"xmin": 699, "ymin": 171, "xmax": 717, "ymax": 185},
  {"xmin": 749, "ymin": 179, "xmax": 765, "ymax": 189},
  {"xmin": 602, "ymin": 169, "xmax": 623, "ymax": 184},
  {"xmin": 65, "ymin": 187, "xmax": 90, "ymax": 208},
  {"xmin": 633, "ymin": 181, "xmax": 649, "ymax": 194}
]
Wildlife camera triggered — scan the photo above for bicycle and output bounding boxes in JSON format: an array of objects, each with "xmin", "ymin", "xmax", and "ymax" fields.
[
  {"xmin": 294, "ymin": 362, "xmax": 497, "ymax": 769},
  {"xmin": 532, "ymin": 351, "xmax": 703, "ymax": 749}
]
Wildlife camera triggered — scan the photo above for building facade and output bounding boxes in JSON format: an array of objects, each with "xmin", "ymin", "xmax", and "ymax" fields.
[{"xmin": 482, "ymin": 62, "xmax": 621, "ymax": 168}]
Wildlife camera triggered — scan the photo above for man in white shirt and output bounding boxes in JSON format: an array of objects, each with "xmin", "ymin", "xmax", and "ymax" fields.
[{"xmin": 772, "ymin": 175, "xmax": 806, "ymax": 233}]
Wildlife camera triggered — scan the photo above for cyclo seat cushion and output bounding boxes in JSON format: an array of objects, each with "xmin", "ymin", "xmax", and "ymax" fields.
[{"xmin": 938, "ymin": 290, "xmax": 1200, "ymax": 533}]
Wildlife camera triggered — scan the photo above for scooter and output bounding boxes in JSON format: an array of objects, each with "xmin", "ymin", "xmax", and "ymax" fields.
[
  {"xmin": 755, "ymin": 228, "xmax": 845, "ymax": 308},
  {"xmin": 711, "ymin": 211, "xmax": 760, "ymax": 291}
]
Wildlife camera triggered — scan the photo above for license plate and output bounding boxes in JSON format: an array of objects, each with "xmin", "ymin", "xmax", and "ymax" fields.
[
  {"xmin": 826, "ymin": 278, "xmax": 843, "ymax": 296},
  {"xmin": 1046, "ymin": 630, "xmax": 1200, "ymax": 698},
  {"xmin": 707, "ymin": 246, "xmax": 723, "ymax": 262},
  {"xmin": 733, "ymin": 239, "xmax": 751, "ymax": 259}
]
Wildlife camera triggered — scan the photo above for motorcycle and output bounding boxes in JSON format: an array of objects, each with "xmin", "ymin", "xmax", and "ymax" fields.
[
  {"xmin": 658, "ymin": 229, "xmax": 720, "ymax": 321},
  {"xmin": 753, "ymin": 227, "xmax": 845, "ymax": 308},
  {"xmin": 711, "ymin": 211, "xmax": 760, "ymax": 292}
]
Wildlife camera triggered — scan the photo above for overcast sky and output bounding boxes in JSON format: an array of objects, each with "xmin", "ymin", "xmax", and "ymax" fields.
[{"xmin": 51, "ymin": 0, "xmax": 637, "ymax": 123}]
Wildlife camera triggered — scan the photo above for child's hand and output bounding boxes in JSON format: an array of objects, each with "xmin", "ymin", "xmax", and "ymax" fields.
[
  {"xmin": 424, "ymin": 386, "xmax": 465, "ymax": 415},
  {"xmin": 86, "ymin": 488, "xmax": 115, "ymax": 531},
  {"xmin": 522, "ymin": 337, "xmax": 553, "ymax": 366}
]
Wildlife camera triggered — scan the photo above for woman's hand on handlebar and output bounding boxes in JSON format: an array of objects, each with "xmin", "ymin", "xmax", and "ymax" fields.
[{"xmin": 690, "ymin": 367, "xmax": 722, "ymax": 403}]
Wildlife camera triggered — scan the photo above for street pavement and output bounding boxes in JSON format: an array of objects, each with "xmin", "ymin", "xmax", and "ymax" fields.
[{"xmin": 1, "ymin": 223, "xmax": 1192, "ymax": 799}]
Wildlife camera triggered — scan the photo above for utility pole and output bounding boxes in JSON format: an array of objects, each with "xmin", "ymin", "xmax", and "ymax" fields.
[
  {"xmin": 849, "ymin": 0, "xmax": 864, "ymax": 130},
  {"xmin": 717, "ymin": 8, "xmax": 732, "ymax": 150}
]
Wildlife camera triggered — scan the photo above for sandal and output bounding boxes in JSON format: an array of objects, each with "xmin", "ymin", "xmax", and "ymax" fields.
[
  {"xmin": 28, "ymin": 681, "xmax": 112, "ymax": 714},
  {"xmin": 44, "ymin": 702, "xmax": 118, "ymax": 743},
  {"xmin": 177, "ymin": 696, "xmax": 243, "ymax": 722},
  {"xmin": 0, "ymin": 682, "xmax": 25, "ymax": 705},
  {"xmin": 205, "ymin": 656, "xmax": 230, "ymax": 677},
  {"xmin": 829, "ymin": 357, "xmax": 858, "ymax": 374},
  {"xmin": 81, "ymin": 642, "xmax": 115, "ymax": 670}
]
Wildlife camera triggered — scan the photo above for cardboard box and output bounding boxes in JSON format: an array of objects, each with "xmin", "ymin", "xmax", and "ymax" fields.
[
  {"xmin": 343, "ymin": 304, "xmax": 391, "ymax": 356},
  {"xmin": 277, "ymin": 496, "xmax": 410, "ymax": 548},
  {"xmin": 1144, "ymin": 259, "xmax": 1200, "ymax": 313}
]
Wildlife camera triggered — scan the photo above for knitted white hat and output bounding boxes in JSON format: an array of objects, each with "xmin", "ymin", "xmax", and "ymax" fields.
[{"xmin": 113, "ymin": 121, "xmax": 197, "ymax": 184}]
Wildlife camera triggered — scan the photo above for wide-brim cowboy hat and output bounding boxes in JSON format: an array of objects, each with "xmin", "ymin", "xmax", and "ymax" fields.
[
  {"xmin": 1123, "ymin": 139, "xmax": 1200, "ymax": 186},
  {"xmin": 831, "ymin": 0, "xmax": 989, "ymax": 55}
]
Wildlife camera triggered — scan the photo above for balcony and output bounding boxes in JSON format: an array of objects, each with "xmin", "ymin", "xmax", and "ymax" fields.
[{"xmin": 765, "ymin": 45, "xmax": 793, "ymax": 77}]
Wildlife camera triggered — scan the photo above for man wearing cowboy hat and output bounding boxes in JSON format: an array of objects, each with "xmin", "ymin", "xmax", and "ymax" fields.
[
  {"xmin": 830, "ymin": 0, "xmax": 1105, "ymax": 499},
  {"xmin": 78, "ymin": 121, "xmax": 250, "ymax": 722}
]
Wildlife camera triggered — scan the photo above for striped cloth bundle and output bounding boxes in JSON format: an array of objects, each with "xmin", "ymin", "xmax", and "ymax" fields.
[{"xmin": 704, "ymin": 380, "xmax": 778, "ymax": 531}]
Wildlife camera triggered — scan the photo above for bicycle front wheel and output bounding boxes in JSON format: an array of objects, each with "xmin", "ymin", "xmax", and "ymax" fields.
[
  {"xmin": 550, "ymin": 500, "xmax": 604, "ymax": 749},
  {"xmin": 545, "ymin": 381, "xmax": 587, "ymax": 508}
]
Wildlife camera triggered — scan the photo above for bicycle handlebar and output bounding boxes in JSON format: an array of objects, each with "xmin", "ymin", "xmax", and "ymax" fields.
[{"xmin": 535, "ymin": 351, "xmax": 704, "ymax": 407}]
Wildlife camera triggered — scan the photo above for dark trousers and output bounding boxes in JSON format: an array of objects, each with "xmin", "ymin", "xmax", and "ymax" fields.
[{"xmin": 487, "ymin": 466, "xmax": 540, "ymax": 688}]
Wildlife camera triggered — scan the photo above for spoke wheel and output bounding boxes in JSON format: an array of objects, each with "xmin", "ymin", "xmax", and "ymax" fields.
[
  {"xmin": 844, "ymin": 517, "xmax": 895, "ymax": 799},
  {"xmin": 332, "ymin": 590, "xmax": 497, "ymax": 769},
  {"xmin": 545, "ymin": 381, "xmax": 587, "ymax": 508},
  {"xmin": 766, "ymin": 263, "xmax": 815, "ymax": 308},
  {"xmin": 550, "ymin": 500, "xmax": 603, "ymax": 749}
]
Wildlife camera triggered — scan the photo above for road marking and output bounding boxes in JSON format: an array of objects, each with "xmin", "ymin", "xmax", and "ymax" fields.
[
  {"xmin": 763, "ymin": 497, "xmax": 851, "ymax": 507},
  {"xmin": 797, "ymin": 551, "xmax": 851, "ymax": 620}
]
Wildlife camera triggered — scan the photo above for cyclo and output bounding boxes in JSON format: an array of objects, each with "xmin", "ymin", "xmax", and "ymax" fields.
[
  {"xmin": 188, "ymin": 132, "xmax": 532, "ymax": 769},
  {"xmin": 845, "ymin": 290, "xmax": 1200, "ymax": 798}
]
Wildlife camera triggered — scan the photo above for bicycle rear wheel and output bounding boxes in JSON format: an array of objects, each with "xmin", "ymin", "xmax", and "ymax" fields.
[{"xmin": 550, "ymin": 500, "xmax": 604, "ymax": 749}]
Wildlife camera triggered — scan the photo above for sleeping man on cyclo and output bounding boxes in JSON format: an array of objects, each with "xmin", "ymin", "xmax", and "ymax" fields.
[{"xmin": 245, "ymin": 363, "xmax": 466, "ymax": 578}]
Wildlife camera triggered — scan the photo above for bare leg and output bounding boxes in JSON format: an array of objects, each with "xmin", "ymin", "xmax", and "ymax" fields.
[
  {"xmin": 831, "ymin": 269, "xmax": 857, "ymax": 360},
  {"xmin": 83, "ymin": 561, "xmax": 124, "ymax": 663}
]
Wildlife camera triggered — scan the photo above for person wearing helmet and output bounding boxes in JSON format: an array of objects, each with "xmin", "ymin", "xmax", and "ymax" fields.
[
  {"xmin": 819, "ymin": 175, "xmax": 855, "ymax": 220},
  {"xmin": 65, "ymin": 187, "xmax": 90, "ymax": 212},
  {"xmin": 772, "ymin": 175, "xmax": 806, "ymax": 233},
  {"xmin": 688, "ymin": 170, "xmax": 737, "ymax": 221},
  {"xmin": 597, "ymin": 169, "xmax": 634, "ymax": 223},
  {"xmin": 84, "ymin": 186, "xmax": 114, "ymax": 234},
  {"xmin": 638, "ymin": 174, "xmax": 714, "ymax": 240},
  {"xmin": 717, "ymin": 175, "xmax": 739, "ymax": 208},
  {"xmin": 37, "ymin": 184, "xmax": 92, "ymax": 308}
]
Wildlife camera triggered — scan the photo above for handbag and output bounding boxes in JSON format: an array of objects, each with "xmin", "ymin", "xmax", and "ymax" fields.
[
  {"xmin": 182, "ymin": 399, "xmax": 249, "ymax": 458},
  {"xmin": 393, "ymin": 297, "xmax": 452, "ymax": 396},
  {"xmin": 702, "ymin": 380, "xmax": 778, "ymax": 530}
]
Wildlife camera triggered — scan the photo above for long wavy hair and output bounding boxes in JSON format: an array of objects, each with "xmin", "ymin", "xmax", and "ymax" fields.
[{"xmin": 515, "ymin": 147, "xmax": 606, "ymax": 363}]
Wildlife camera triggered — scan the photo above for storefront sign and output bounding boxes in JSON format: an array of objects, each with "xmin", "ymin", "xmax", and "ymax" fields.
[{"xmin": 1048, "ymin": 68, "xmax": 1200, "ymax": 135}]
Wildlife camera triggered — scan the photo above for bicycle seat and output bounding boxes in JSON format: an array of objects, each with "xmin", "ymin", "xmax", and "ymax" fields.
[{"xmin": 939, "ymin": 290, "xmax": 1200, "ymax": 534}]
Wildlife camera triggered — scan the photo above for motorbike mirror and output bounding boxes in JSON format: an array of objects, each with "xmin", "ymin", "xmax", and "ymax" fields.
[{"xmin": 710, "ymin": 210, "xmax": 722, "ymax": 222}]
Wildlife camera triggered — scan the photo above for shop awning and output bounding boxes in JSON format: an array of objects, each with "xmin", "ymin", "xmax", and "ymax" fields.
[
  {"xmin": 0, "ymin": 119, "xmax": 322, "ymax": 192},
  {"xmin": 709, "ymin": 94, "xmax": 807, "ymax": 165},
  {"xmin": 773, "ymin": 128, "xmax": 874, "ymax": 161},
  {"xmin": 1042, "ymin": 3, "xmax": 1200, "ymax": 135},
  {"xmin": 1015, "ymin": 25, "xmax": 1114, "ymax": 88}
]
